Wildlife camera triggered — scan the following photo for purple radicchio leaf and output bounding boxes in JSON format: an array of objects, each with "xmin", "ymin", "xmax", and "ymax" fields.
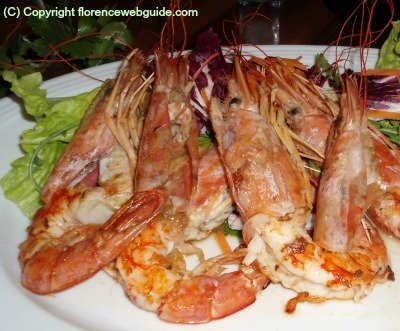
[
  {"xmin": 211, "ymin": 83, "xmax": 227, "ymax": 100},
  {"xmin": 189, "ymin": 84, "xmax": 213, "ymax": 134},
  {"xmin": 306, "ymin": 64, "xmax": 327, "ymax": 87},
  {"xmin": 187, "ymin": 28, "xmax": 233, "ymax": 134},
  {"xmin": 188, "ymin": 28, "xmax": 232, "ymax": 99},
  {"xmin": 367, "ymin": 75, "xmax": 400, "ymax": 110},
  {"xmin": 194, "ymin": 109, "xmax": 212, "ymax": 134}
]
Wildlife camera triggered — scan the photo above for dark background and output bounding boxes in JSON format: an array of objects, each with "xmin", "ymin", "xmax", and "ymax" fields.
[{"xmin": 1, "ymin": 0, "xmax": 399, "ymax": 50}]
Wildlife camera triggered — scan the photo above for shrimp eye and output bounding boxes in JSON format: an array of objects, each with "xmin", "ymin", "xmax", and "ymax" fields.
[
  {"xmin": 229, "ymin": 97, "xmax": 241, "ymax": 107},
  {"xmin": 289, "ymin": 107, "xmax": 301, "ymax": 116}
]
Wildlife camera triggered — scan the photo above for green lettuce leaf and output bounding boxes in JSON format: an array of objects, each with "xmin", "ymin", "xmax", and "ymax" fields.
[
  {"xmin": 222, "ymin": 219, "xmax": 242, "ymax": 237},
  {"xmin": 376, "ymin": 20, "xmax": 400, "ymax": 68},
  {"xmin": 373, "ymin": 21, "xmax": 400, "ymax": 143},
  {"xmin": 198, "ymin": 132, "xmax": 213, "ymax": 151},
  {"xmin": 370, "ymin": 119, "xmax": 400, "ymax": 146},
  {"xmin": 0, "ymin": 71, "xmax": 99, "ymax": 218}
]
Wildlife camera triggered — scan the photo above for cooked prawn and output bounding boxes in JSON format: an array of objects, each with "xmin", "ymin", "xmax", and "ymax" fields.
[
  {"xmin": 210, "ymin": 58, "xmax": 389, "ymax": 305},
  {"xmin": 367, "ymin": 128, "xmax": 400, "ymax": 237},
  {"xmin": 19, "ymin": 49, "xmax": 159, "ymax": 294},
  {"xmin": 19, "ymin": 189, "xmax": 164, "ymax": 294},
  {"xmin": 31, "ymin": 50, "xmax": 149, "ymax": 230},
  {"xmin": 313, "ymin": 76, "xmax": 371, "ymax": 251},
  {"xmin": 259, "ymin": 55, "xmax": 400, "ymax": 239},
  {"xmin": 116, "ymin": 51, "xmax": 266, "ymax": 323},
  {"xmin": 41, "ymin": 50, "xmax": 147, "ymax": 204}
]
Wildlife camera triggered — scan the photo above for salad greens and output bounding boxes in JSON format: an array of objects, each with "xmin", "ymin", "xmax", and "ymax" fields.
[
  {"xmin": 0, "ymin": 1, "xmax": 134, "ymax": 98},
  {"xmin": 222, "ymin": 219, "xmax": 242, "ymax": 237},
  {"xmin": 314, "ymin": 53, "xmax": 341, "ymax": 87},
  {"xmin": 370, "ymin": 20, "xmax": 400, "ymax": 146},
  {"xmin": 0, "ymin": 71, "xmax": 99, "ymax": 218},
  {"xmin": 376, "ymin": 20, "xmax": 400, "ymax": 68},
  {"xmin": 198, "ymin": 133, "xmax": 213, "ymax": 151},
  {"xmin": 370, "ymin": 119, "xmax": 400, "ymax": 146}
]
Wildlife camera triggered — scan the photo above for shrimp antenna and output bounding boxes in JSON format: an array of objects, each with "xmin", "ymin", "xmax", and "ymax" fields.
[
  {"xmin": 222, "ymin": 4, "xmax": 271, "ymax": 58},
  {"xmin": 158, "ymin": 0, "xmax": 191, "ymax": 68}
]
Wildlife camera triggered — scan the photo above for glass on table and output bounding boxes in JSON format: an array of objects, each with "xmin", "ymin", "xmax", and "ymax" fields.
[
  {"xmin": 237, "ymin": 0, "xmax": 286, "ymax": 44},
  {"xmin": 238, "ymin": 0, "xmax": 285, "ymax": 8}
]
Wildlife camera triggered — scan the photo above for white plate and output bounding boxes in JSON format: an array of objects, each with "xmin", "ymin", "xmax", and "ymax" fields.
[{"xmin": 1, "ymin": 45, "xmax": 399, "ymax": 331}]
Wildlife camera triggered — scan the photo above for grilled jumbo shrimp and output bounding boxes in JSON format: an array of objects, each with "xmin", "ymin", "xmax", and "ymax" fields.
[
  {"xmin": 20, "ymin": 189, "xmax": 164, "ymax": 294},
  {"xmin": 260, "ymin": 57, "xmax": 400, "ymax": 239},
  {"xmin": 19, "ymin": 50, "xmax": 158, "ymax": 294},
  {"xmin": 211, "ymin": 59, "xmax": 389, "ymax": 306},
  {"xmin": 313, "ymin": 77, "xmax": 371, "ymax": 251},
  {"xmin": 116, "ymin": 52, "xmax": 265, "ymax": 324},
  {"xmin": 41, "ymin": 50, "xmax": 147, "ymax": 204},
  {"xmin": 33, "ymin": 50, "xmax": 149, "ymax": 228}
]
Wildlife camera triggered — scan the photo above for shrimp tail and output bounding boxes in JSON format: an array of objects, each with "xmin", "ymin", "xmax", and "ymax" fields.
[
  {"xmin": 20, "ymin": 189, "xmax": 165, "ymax": 294},
  {"xmin": 158, "ymin": 271, "xmax": 259, "ymax": 324}
]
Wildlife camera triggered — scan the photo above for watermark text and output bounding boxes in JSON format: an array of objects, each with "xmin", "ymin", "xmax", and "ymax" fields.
[{"xmin": 3, "ymin": 6, "xmax": 199, "ymax": 19}]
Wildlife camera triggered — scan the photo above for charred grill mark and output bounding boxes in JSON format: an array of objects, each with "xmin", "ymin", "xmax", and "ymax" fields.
[
  {"xmin": 282, "ymin": 237, "xmax": 310, "ymax": 255},
  {"xmin": 387, "ymin": 265, "xmax": 395, "ymax": 281},
  {"xmin": 281, "ymin": 237, "xmax": 313, "ymax": 269}
]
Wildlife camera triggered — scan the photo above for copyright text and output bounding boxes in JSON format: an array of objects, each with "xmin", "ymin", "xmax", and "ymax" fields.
[{"xmin": 3, "ymin": 6, "xmax": 199, "ymax": 19}]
